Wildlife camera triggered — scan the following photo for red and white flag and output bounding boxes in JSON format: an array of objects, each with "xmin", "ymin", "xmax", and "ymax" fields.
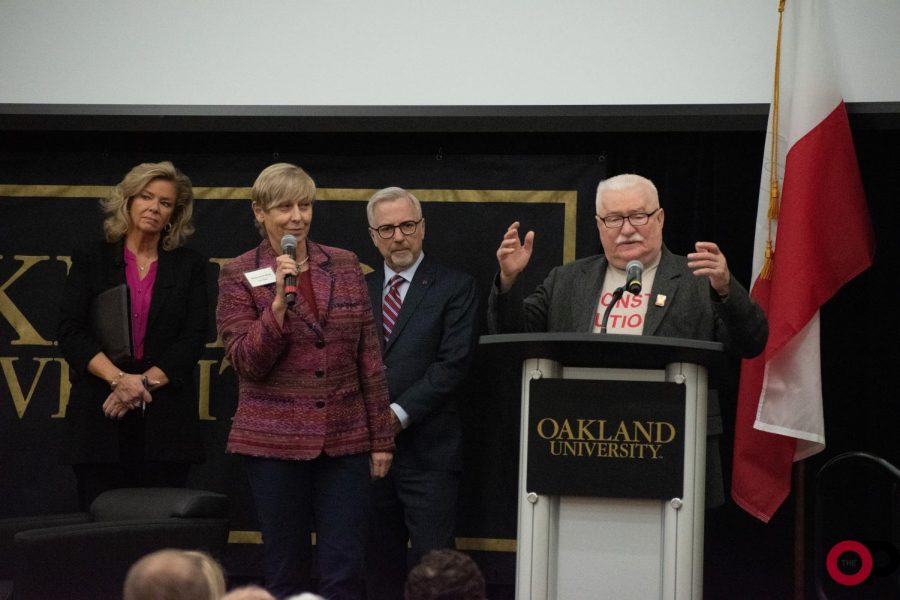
[{"xmin": 731, "ymin": 0, "xmax": 875, "ymax": 523}]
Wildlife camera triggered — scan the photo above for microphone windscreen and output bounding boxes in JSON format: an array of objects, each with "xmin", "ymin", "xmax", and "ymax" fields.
[
  {"xmin": 625, "ymin": 260, "xmax": 643, "ymax": 294},
  {"xmin": 626, "ymin": 260, "xmax": 643, "ymax": 276},
  {"xmin": 280, "ymin": 234, "xmax": 297, "ymax": 254}
]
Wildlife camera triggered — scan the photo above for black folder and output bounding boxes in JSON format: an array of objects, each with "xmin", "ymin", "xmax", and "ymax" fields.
[{"xmin": 89, "ymin": 283, "xmax": 132, "ymax": 363}]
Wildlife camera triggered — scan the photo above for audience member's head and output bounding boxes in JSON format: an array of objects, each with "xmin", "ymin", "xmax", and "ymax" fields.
[
  {"xmin": 123, "ymin": 548, "xmax": 226, "ymax": 600},
  {"xmin": 285, "ymin": 593, "xmax": 326, "ymax": 600},
  {"xmin": 404, "ymin": 549, "xmax": 487, "ymax": 600},
  {"xmin": 222, "ymin": 585, "xmax": 277, "ymax": 600}
]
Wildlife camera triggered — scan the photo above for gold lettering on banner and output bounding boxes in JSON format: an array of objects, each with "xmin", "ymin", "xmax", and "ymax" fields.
[
  {"xmin": 548, "ymin": 440, "xmax": 663, "ymax": 459},
  {"xmin": 632, "ymin": 421, "xmax": 652, "ymax": 443},
  {"xmin": 50, "ymin": 358, "xmax": 71, "ymax": 418},
  {"xmin": 57, "ymin": 255, "xmax": 72, "ymax": 273},
  {"xmin": 205, "ymin": 258, "xmax": 228, "ymax": 349},
  {"xmin": 536, "ymin": 417, "xmax": 559, "ymax": 439},
  {"xmin": 0, "ymin": 357, "xmax": 54, "ymax": 418},
  {"xmin": 197, "ymin": 359, "xmax": 218, "ymax": 421},
  {"xmin": 655, "ymin": 422, "xmax": 676, "ymax": 444},
  {"xmin": 576, "ymin": 419, "xmax": 598, "ymax": 441},
  {"xmin": 536, "ymin": 417, "xmax": 677, "ymax": 461},
  {"xmin": 0, "ymin": 255, "xmax": 52, "ymax": 345},
  {"xmin": 0, "ymin": 356, "xmax": 230, "ymax": 421}
]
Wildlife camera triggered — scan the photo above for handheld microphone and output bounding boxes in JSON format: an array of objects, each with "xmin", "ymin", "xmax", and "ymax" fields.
[
  {"xmin": 280, "ymin": 234, "xmax": 298, "ymax": 307},
  {"xmin": 625, "ymin": 260, "xmax": 643, "ymax": 295}
]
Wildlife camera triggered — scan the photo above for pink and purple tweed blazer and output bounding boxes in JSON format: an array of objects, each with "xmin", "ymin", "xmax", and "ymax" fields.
[{"xmin": 217, "ymin": 239, "xmax": 394, "ymax": 460}]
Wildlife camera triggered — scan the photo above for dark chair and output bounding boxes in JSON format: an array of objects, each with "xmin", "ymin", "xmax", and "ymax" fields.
[
  {"xmin": 814, "ymin": 451, "xmax": 900, "ymax": 599},
  {"xmin": 0, "ymin": 487, "xmax": 229, "ymax": 600}
]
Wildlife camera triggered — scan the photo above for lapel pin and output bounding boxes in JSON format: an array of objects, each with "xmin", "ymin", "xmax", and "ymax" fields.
[{"xmin": 655, "ymin": 294, "xmax": 667, "ymax": 307}]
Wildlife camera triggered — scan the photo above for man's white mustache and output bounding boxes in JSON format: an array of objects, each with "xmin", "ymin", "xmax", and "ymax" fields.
[{"xmin": 615, "ymin": 233, "xmax": 644, "ymax": 244}]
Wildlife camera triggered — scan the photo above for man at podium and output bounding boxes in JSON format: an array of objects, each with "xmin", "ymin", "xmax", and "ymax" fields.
[{"xmin": 486, "ymin": 173, "xmax": 768, "ymax": 506}]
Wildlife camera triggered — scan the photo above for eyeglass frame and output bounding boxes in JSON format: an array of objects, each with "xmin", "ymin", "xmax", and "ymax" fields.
[
  {"xmin": 369, "ymin": 217, "xmax": 425, "ymax": 239},
  {"xmin": 595, "ymin": 207, "xmax": 662, "ymax": 229}
]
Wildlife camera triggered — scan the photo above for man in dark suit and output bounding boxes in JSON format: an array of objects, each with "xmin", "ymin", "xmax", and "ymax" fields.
[
  {"xmin": 488, "ymin": 173, "xmax": 768, "ymax": 507},
  {"xmin": 364, "ymin": 187, "xmax": 481, "ymax": 600}
]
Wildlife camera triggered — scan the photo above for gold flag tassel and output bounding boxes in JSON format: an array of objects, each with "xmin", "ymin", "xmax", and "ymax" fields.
[
  {"xmin": 761, "ymin": 0, "xmax": 786, "ymax": 280},
  {"xmin": 760, "ymin": 239, "xmax": 775, "ymax": 280}
]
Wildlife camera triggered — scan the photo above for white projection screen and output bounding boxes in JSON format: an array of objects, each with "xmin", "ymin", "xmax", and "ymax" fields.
[{"xmin": 1, "ymin": 0, "xmax": 898, "ymax": 113}]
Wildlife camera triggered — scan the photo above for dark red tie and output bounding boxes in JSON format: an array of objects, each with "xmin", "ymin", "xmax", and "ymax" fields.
[{"xmin": 382, "ymin": 274, "xmax": 404, "ymax": 342}]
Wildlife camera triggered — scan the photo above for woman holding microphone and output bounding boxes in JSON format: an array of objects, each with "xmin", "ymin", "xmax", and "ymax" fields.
[{"xmin": 216, "ymin": 163, "xmax": 393, "ymax": 599}]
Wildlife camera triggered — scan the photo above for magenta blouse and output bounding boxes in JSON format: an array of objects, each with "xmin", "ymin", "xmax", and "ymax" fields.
[{"xmin": 123, "ymin": 247, "xmax": 157, "ymax": 360}]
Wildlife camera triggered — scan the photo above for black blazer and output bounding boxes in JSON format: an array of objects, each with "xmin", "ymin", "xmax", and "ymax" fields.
[
  {"xmin": 367, "ymin": 255, "xmax": 480, "ymax": 472},
  {"xmin": 57, "ymin": 239, "xmax": 209, "ymax": 464}
]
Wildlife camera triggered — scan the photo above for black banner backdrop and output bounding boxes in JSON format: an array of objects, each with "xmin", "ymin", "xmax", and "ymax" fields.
[
  {"xmin": 4, "ymin": 127, "xmax": 897, "ymax": 597},
  {"xmin": 0, "ymin": 151, "xmax": 606, "ymax": 580}
]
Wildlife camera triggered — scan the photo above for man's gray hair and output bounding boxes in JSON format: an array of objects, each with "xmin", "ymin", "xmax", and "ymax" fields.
[
  {"xmin": 366, "ymin": 187, "xmax": 423, "ymax": 225},
  {"xmin": 595, "ymin": 174, "xmax": 659, "ymax": 213}
]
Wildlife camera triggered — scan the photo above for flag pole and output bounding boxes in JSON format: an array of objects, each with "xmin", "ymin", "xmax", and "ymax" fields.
[
  {"xmin": 793, "ymin": 463, "xmax": 806, "ymax": 599},
  {"xmin": 772, "ymin": 5, "xmax": 809, "ymax": 596}
]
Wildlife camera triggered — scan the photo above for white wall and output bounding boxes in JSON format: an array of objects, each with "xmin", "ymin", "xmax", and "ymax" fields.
[{"xmin": 1, "ymin": 0, "xmax": 898, "ymax": 106}]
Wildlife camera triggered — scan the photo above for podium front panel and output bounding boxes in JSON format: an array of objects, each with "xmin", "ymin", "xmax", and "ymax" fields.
[
  {"xmin": 527, "ymin": 378, "xmax": 686, "ymax": 499},
  {"xmin": 516, "ymin": 359, "xmax": 708, "ymax": 600}
]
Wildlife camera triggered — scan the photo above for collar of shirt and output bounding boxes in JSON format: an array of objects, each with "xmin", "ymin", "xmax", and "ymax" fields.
[{"xmin": 383, "ymin": 252, "xmax": 425, "ymax": 301}]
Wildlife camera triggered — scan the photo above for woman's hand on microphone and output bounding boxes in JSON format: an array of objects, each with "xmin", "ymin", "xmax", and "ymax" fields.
[{"xmin": 272, "ymin": 254, "xmax": 298, "ymax": 321}]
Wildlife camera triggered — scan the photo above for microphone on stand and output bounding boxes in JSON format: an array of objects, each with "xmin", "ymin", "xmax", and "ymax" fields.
[
  {"xmin": 280, "ymin": 234, "xmax": 298, "ymax": 307},
  {"xmin": 625, "ymin": 260, "xmax": 643, "ymax": 295}
]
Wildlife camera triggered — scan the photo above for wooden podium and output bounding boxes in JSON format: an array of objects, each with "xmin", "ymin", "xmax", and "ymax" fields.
[{"xmin": 480, "ymin": 333, "xmax": 723, "ymax": 600}]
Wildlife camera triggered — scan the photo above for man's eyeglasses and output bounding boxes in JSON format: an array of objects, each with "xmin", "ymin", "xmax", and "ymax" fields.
[
  {"xmin": 370, "ymin": 218, "xmax": 424, "ymax": 239},
  {"xmin": 596, "ymin": 208, "xmax": 661, "ymax": 228}
]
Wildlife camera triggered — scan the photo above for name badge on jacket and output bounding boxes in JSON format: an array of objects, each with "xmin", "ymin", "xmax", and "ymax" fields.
[{"xmin": 245, "ymin": 268, "xmax": 276, "ymax": 287}]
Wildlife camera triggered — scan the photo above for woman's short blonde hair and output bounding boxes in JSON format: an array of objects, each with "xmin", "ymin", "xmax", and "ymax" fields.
[
  {"xmin": 251, "ymin": 163, "xmax": 317, "ymax": 236},
  {"xmin": 101, "ymin": 161, "xmax": 195, "ymax": 251}
]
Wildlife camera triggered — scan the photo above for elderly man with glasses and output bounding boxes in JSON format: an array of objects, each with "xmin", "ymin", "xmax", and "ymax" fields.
[{"xmin": 487, "ymin": 173, "xmax": 768, "ymax": 508}]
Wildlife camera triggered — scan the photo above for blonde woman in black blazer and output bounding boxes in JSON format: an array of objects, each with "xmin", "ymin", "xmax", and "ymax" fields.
[{"xmin": 58, "ymin": 161, "xmax": 208, "ymax": 510}]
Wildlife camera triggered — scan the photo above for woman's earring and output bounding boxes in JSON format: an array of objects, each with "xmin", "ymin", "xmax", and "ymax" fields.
[{"xmin": 165, "ymin": 222, "xmax": 173, "ymax": 232}]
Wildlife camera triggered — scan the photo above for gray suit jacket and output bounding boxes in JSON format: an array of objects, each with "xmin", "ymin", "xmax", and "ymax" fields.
[
  {"xmin": 487, "ymin": 246, "xmax": 768, "ymax": 507},
  {"xmin": 489, "ymin": 246, "xmax": 766, "ymax": 357}
]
